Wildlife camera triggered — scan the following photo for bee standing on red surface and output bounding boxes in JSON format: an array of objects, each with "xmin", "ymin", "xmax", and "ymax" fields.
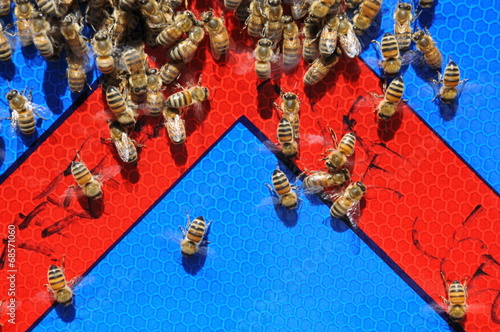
[{"xmin": 440, "ymin": 272, "xmax": 468, "ymax": 322}]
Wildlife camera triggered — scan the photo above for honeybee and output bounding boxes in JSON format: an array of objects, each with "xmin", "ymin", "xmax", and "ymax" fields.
[
  {"xmin": 14, "ymin": 0, "xmax": 34, "ymax": 47},
  {"xmin": 31, "ymin": 12, "xmax": 60, "ymax": 61},
  {"xmin": 302, "ymin": 168, "xmax": 350, "ymax": 193},
  {"xmin": 139, "ymin": 0, "xmax": 169, "ymax": 33},
  {"xmin": 235, "ymin": 0, "xmax": 251, "ymax": 23},
  {"xmin": 440, "ymin": 272, "xmax": 468, "ymax": 322},
  {"xmin": 112, "ymin": 9, "xmax": 139, "ymax": 43},
  {"xmin": 104, "ymin": 121, "xmax": 140, "ymax": 163},
  {"xmin": 106, "ymin": 86, "xmax": 137, "ymax": 128},
  {"xmin": 5, "ymin": 88, "xmax": 49, "ymax": 136},
  {"xmin": 337, "ymin": 14, "xmax": 361, "ymax": 58},
  {"xmin": 224, "ymin": 0, "xmax": 242, "ymax": 11},
  {"xmin": 179, "ymin": 212, "xmax": 212, "ymax": 256},
  {"xmin": 319, "ymin": 15, "xmax": 339, "ymax": 59},
  {"xmin": 119, "ymin": 0, "xmax": 137, "ymax": 10},
  {"xmin": 263, "ymin": 0, "xmax": 283, "ymax": 45},
  {"xmin": 372, "ymin": 76, "xmax": 405, "ymax": 120},
  {"xmin": 0, "ymin": 0, "xmax": 10, "ymax": 16},
  {"xmin": 122, "ymin": 46, "xmax": 148, "ymax": 95},
  {"xmin": 418, "ymin": 0, "xmax": 433, "ymax": 8},
  {"xmin": 308, "ymin": 0, "xmax": 340, "ymax": 20},
  {"xmin": 163, "ymin": 106, "xmax": 186, "ymax": 144},
  {"xmin": 303, "ymin": 48, "xmax": 341, "ymax": 86},
  {"xmin": 413, "ymin": 28, "xmax": 442, "ymax": 70},
  {"xmin": 254, "ymin": 38, "xmax": 276, "ymax": 80},
  {"xmin": 289, "ymin": 0, "xmax": 309, "ymax": 20},
  {"xmin": 168, "ymin": 24, "xmax": 205, "ymax": 63},
  {"xmin": 165, "ymin": 81, "xmax": 209, "ymax": 113},
  {"xmin": 373, "ymin": 32, "xmax": 402, "ymax": 77},
  {"xmin": 60, "ymin": 12, "xmax": 89, "ymax": 59},
  {"xmin": 432, "ymin": 57, "xmax": 468, "ymax": 104},
  {"xmin": 394, "ymin": 2, "xmax": 413, "ymax": 51},
  {"xmin": 274, "ymin": 91, "xmax": 300, "ymax": 138},
  {"xmin": 156, "ymin": 11, "xmax": 194, "ymax": 47},
  {"xmin": 281, "ymin": 16, "xmax": 301, "ymax": 71},
  {"xmin": 201, "ymin": 10, "xmax": 230, "ymax": 60},
  {"xmin": 0, "ymin": 23, "xmax": 13, "ymax": 62},
  {"xmin": 36, "ymin": 0, "xmax": 69, "ymax": 18},
  {"xmin": 67, "ymin": 53, "xmax": 87, "ymax": 93},
  {"xmin": 323, "ymin": 130, "xmax": 356, "ymax": 172},
  {"xmin": 266, "ymin": 167, "xmax": 299, "ymax": 210},
  {"xmin": 344, "ymin": 0, "xmax": 363, "ymax": 9},
  {"xmin": 352, "ymin": 0, "xmax": 382, "ymax": 36},
  {"xmin": 160, "ymin": 61, "xmax": 183, "ymax": 85},
  {"xmin": 276, "ymin": 118, "xmax": 298, "ymax": 157},
  {"xmin": 145, "ymin": 68, "xmax": 164, "ymax": 117},
  {"xmin": 85, "ymin": 0, "xmax": 109, "ymax": 29},
  {"xmin": 92, "ymin": 30, "xmax": 115, "ymax": 75},
  {"xmin": 330, "ymin": 181, "xmax": 366, "ymax": 220},
  {"xmin": 45, "ymin": 256, "xmax": 77, "ymax": 306},
  {"xmin": 302, "ymin": 16, "xmax": 321, "ymax": 63},
  {"xmin": 245, "ymin": 0, "xmax": 265, "ymax": 38}
]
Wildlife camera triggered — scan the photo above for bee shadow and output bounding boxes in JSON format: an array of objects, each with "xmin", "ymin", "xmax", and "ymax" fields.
[
  {"xmin": 77, "ymin": 196, "xmax": 104, "ymax": 219},
  {"xmin": 43, "ymin": 59, "xmax": 68, "ymax": 115},
  {"xmin": 417, "ymin": 3, "xmax": 437, "ymax": 29},
  {"xmin": 304, "ymin": 69, "xmax": 340, "ymax": 110},
  {"xmin": 55, "ymin": 302, "xmax": 76, "ymax": 322},
  {"xmin": 0, "ymin": 60, "xmax": 16, "ymax": 81},
  {"xmin": 274, "ymin": 204, "xmax": 298, "ymax": 228},
  {"xmin": 376, "ymin": 109, "xmax": 404, "ymax": 142},
  {"xmin": 169, "ymin": 142, "xmax": 188, "ymax": 167},
  {"xmin": 0, "ymin": 137, "xmax": 5, "ymax": 168},
  {"xmin": 438, "ymin": 100, "xmax": 459, "ymax": 121},
  {"xmin": 21, "ymin": 44, "xmax": 38, "ymax": 60},
  {"xmin": 256, "ymin": 79, "xmax": 281, "ymax": 119},
  {"xmin": 411, "ymin": 59, "xmax": 440, "ymax": 86}
]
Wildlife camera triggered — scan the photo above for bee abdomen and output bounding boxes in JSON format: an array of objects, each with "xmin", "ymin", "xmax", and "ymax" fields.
[
  {"xmin": 167, "ymin": 91, "xmax": 192, "ymax": 108},
  {"xmin": 0, "ymin": 38, "xmax": 12, "ymax": 61},
  {"xmin": 338, "ymin": 132, "xmax": 356, "ymax": 156},
  {"xmin": 71, "ymin": 161, "xmax": 92, "ymax": 186},
  {"xmin": 48, "ymin": 265, "xmax": 66, "ymax": 290}
]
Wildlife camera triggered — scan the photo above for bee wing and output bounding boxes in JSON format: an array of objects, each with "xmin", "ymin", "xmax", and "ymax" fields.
[
  {"xmin": 401, "ymin": 50, "xmax": 420, "ymax": 66},
  {"xmin": 345, "ymin": 201, "xmax": 361, "ymax": 228},
  {"xmin": 114, "ymin": 133, "xmax": 132, "ymax": 163},
  {"xmin": 320, "ymin": 28, "xmax": 338, "ymax": 56},
  {"xmin": 94, "ymin": 165, "xmax": 122, "ymax": 183},
  {"xmin": 339, "ymin": 27, "xmax": 361, "ymax": 58},
  {"xmin": 27, "ymin": 102, "xmax": 51, "ymax": 119},
  {"xmin": 190, "ymin": 101, "xmax": 205, "ymax": 122},
  {"xmin": 9, "ymin": 110, "xmax": 20, "ymax": 138}
]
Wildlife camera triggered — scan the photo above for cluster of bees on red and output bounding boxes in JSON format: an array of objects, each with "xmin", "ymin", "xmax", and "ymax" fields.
[{"xmin": 0, "ymin": 0, "xmax": 469, "ymax": 325}]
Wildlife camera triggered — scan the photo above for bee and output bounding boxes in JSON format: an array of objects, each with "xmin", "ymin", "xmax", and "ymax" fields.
[
  {"xmin": 60, "ymin": 12, "xmax": 89, "ymax": 59},
  {"xmin": 308, "ymin": 0, "xmax": 340, "ymax": 20},
  {"xmin": 156, "ymin": 11, "xmax": 194, "ymax": 48},
  {"xmin": 165, "ymin": 81, "xmax": 209, "ymax": 111},
  {"xmin": 31, "ymin": 11, "xmax": 60, "ymax": 61},
  {"xmin": 344, "ymin": 0, "xmax": 363, "ymax": 9},
  {"xmin": 163, "ymin": 107, "xmax": 186, "ymax": 144},
  {"xmin": 0, "ymin": 23, "xmax": 13, "ymax": 62},
  {"xmin": 119, "ymin": 0, "xmax": 137, "ymax": 10},
  {"xmin": 112, "ymin": 9, "xmax": 139, "ymax": 43},
  {"xmin": 274, "ymin": 91, "xmax": 300, "ymax": 138},
  {"xmin": 373, "ymin": 32, "xmax": 402, "ymax": 77},
  {"xmin": 105, "ymin": 121, "xmax": 140, "ymax": 163},
  {"xmin": 303, "ymin": 48, "xmax": 342, "ymax": 86},
  {"xmin": 254, "ymin": 38, "xmax": 276, "ymax": 80},
  {"xmin": 92, "ymin": 30, "xmax": 115, "ymax": 75},
  {"xmin": 263, "ymin": 0, "xmax": 283, "ymax": 45},
  {"xmin": 352, "ymin": 0, "xmax": 382, "ymax": 36},
  {"xmin": 281, "ymin": 16, "xmax": 301, "ymax": 71},
  {"xmin": 201, "ymin": 10, "xmax": 230, "ymax": 60},
  {"xmin": 106, "ymin": 86, "xmax": 137, "ymax": 128},
  {"xmin": 393, "ymin": 2, "xmax": 413, "ymax": 51},
  {"xmin": 413, "ymin": 28, "xmax": 442, "ymax": 70},
  {"xmin": 302, "ymin": 16, "xmax": 321, "ymax": 63},
  {"xmin": 319, "ymin": 15, "xmax": 338, "ymax": 60},
  {"xmin": 289, "ymin": 0, "xmax": 309, "ymax": 20},
  {"xmin": 168, "ymin": 24, "xmax": 205, "ymax": 63},
  {"xmin": 302, "ymin": 169, "xmax": 350, "ymax": 193},
  {"xmin": 266, "ymin": 167, "xmax": 299, "ymax": 210},
  {"xmin": 0, "ymin": 0, "xmax": 10, "ymax": 16},
  {"xmin": 276, "ymin": 118, "xmax": 298, "ymax": 157},
  {"xmin": 35, "ymin": 0, "xmax": 69, "ymax": 18},
  {"xmin": 160, "ymin": 61, "xmax": 183, "ymax": 85},
  {"xmin": 432, "ymin": 58, "xmax": 468, "ymax": 104},
  {"xmin": 122, "ymin": 46, "xmax": 148, "ymax": 95},
  {"xmin": 440, "ymin": 272, "xmax": 468, "ymax": 322},
  {"xmin": 418, "ymin": 0, "xmax": 433, "ymax": 8},
  {"xmin": 338, "ymin": 15, "xmax": 361, "ymax": 58},
  {"xmin": 235, "ymin": 0, "xmax": 251, "ymax": 23},
  {"xmin": 330, "ymin": 181, "xmax": 366, "ymax": 220},
  {"xmin": 139, "ymin": 0, "xmax": 169, "ymax": 33},
  {"xmin": 45, "ymin": 256, "xmax": 76, "ymax": 306},
  {"xmin": 245, "ymin": 0, "xmax": 266, "ymax": 38},
  {"xmin": 67, "ymin": 53, "xmax": 87, "ymax": 93},
  {"xmin": 224, "ymin": 0, "xmax": 242, "ymax": 11},
  {"xmin": 6, "ymin": 88, "xmax": 49, "ymax": 136},
  {"xmin": 179, "ymin": 212, "xmax": 212, "ymax": 256},
  {"xmin": 14, "ymin": 0, "xmax": 34, "ymax": 47},
  {"xmin": 323, "ymin": 130, "xmax": 356, "ymax": 172},
  {"xmin": 85, "ymin": 0, "xmax": 109, "ymax": 29},
  {"xmin": 372, "ymin": 76, "xmax": 405, "ymax": 120},
  {"xmin": 145, "ymin": 68, "xmax": 164, "ymax": 117}
]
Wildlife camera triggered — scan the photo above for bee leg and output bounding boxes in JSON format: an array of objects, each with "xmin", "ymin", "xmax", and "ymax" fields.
[
  {"xmin": 68, "ymin": 276, "xmax": 81, "ymax": 287},
  {"xmin": 439, "ymin": 295, "xmax": 450, "ymax": 305},
  {"xmin": 273, "ymin": 102, "xmax": 283, "ymax": 114},
  {"xmin": 61, "ymin": 254, "xmax": 66, "ymax": 273},
  {"xmin": 431, "ymin": 93, "xmax": 441, "ymax": 103},
  {"xmin": 265, "ymin": 183, "xmax": 276, "ymax": 194},
  {"xmin": 44, "ymin": 283, "xmax": 51, "ymax": 292},
  {"xmin": 178, "ymin": 226, "xmax": 186, "ymax": 237}
]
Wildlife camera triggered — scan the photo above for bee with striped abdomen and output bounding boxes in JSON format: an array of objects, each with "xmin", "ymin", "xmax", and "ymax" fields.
[
  {"xmin": 302, "ymin": 168, "xmax": 350, "ymax": 193},
  {"xmin": 289, "ymin": 0, "xmax": 309, "ymax": 20},
  {"xmin": 245, "ymin": 0, "xmax": 265, "ymax": 38},
  {"xmin": 31, "ymin": 11, "xmax": 60, "ymax": 61},
  {"xmin": 0, "ymin": 0, "xmax": 10, "ymax": 16},
  {"xmin": 319, "ymin": 15, "xmax": 339, "ymax": 60},
  {"xmin": 276, "ymin": 118, "xmax": 298, "ymax": 158},
  {"xmin": 373, "ymin": 32, "xmax": 402, "ymax": 77},
  {"xmin": 263, "ymin": 0, "xmax": 283, "ymax": 45},
  {"xmin": 179, "ymin": 212, "xmax": 212, "ymax": 256},
  {"xmin": 106, "ymin": 86, "xmax": 137, "ymax": 128},
  {"xmin": 337, "ymin": 14, "xmax": 361, "ymax": 58},
  {"xmin": 145, "ymin": 68, "xmax": 164, "ymax": 117},
  {"xmin": 92, "ymin": 30, "xmax": 115, "ymax": 75},
  {"xmin": 139, "ymin": 0, "xmax": 169, "ymax": 33},
  {"xmin": 122, "ymin": 46, "xmax": 148, "ymax": 96},
  {"xmin": 160, "ymin": 61, "xmax": 183, "ymax": 85},
  {"xmin": 45, "ymin": 255, "xmax": 77, "ymax": 306},
  {"xmin": 163, "ymin": 107, "xmax": 186, "ymax": 144},
  {"xmin": 104, "ymin": 121, "xmax": 140, "ymax": 163},
  {"xmin": 60, "ymin": 12, "xmax": 88, "ymax": 59},
  {"xmin": 35, "ymin": 0, "xmax": 69, "ymax": 18},
  {"xmin": 14, "ymin": 0, "xmax": 34, "ymax": 46},
  {"xmin": 201, "ymin": 10, "xmax": 230, "ymax": 60},
  {"xmin": 168, "ymin": 23, "xmax": 205, "ymax": 63},
  {"xmin": 440, "ymin": 272, "xmax": 468, "ymax": 322},
  {"xmin": 412, "ymin": 28, "xmax": 442, "ymax": 70},
  {"xmin": 308, "ymin": 0, "xmax": 341, "ymax": 20},
  {"xmin": 274, "ymin": 91, "xmax": 300, "ymax": 138},
  {"xmin": 254, "ymin": 38, "xmax": 277, "ymax": 80},
  {"xmin": 0, "ymin": 23, "xmax": 13, "ymax": 62},
  {"xmin": 432, "ymin": 57, "xmax": 467, "ymax": 104},
  {"xmin": 330, "ymin": 181, "xmax": 366, "ymax": 221},
  {"xmin": 303, "ymin": 48, "xmax": 342, "ymax": 86},
  {"xmin": 266, "ymin": 167, "xmax": 299, "ymax": 210},
  {"xmin": 352, "ymin": 0, "xmax": 382, "ymax": 36},
  {"xmin": 322, "ymin": 130, "xmax": 356, "ymax": 172},
  {"xmin": 224, "ymin": 0, "xmax": 242, "ymax": 11},
  {"xmin": 302, "ymin": 16, "xmax": 321, "ymax": 63},
  {"xmin": 165, "ymin": 79, "xmax": 209, "ymax": 113},
  {"xmin": 156, "ymin": 10, "xmax": 194, "ymax": 48},
  {"xmin": 5, "ymin": 88, "xmax": 49, "ymax": 136},
  {"xmin": 393, "ymin": 2, "xmax": 413, "ymax": 51},
  {"xmin": 372, "ymin": 76, "xmax": 405, "ymax": 120},
  {"xmin": 66, "ymin": 52, "xmax": 87, "ymax": 93},
  {"xmin": 281, "ymin": 15, "xmax": 301, "ymax": 71}
]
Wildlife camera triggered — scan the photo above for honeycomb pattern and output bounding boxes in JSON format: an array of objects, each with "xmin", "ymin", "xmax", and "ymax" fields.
[
  {"xmin": 360, "ymin": 0, "xmax": 500, "ymax": 192},
  {"xmin": 32, "ymin": 122, "xmax": 449, "ymax": 331},
  {"xmin": 0, "ymin": 0, "xmax": 497, "ymax": 331}
]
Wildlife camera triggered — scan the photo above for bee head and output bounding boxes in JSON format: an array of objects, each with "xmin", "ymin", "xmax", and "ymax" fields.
[
  {"xmin": 268, "ymin": 0, "xmax": 280, "ymax": 7},
  {"xmin": 282, "ymin": 15, "xmax": 293, "ymax": 24},
  {"xmin": 6, "ymin": 89, "xmax": 18, "ymax": 100},
  {"xmin": 258, "ymin": 39, "xmax": 272, "ymax": 47},
  {"xmin": 201, "ymin": 11, "xmax": 213, "ymax": 23},
  {"xmin": 283, "ymin": 92, "xmax": 296, "ymax": 101},
  {"xmin": 398, "ymin": 3, "xmax": 412, "ymax": 11}
]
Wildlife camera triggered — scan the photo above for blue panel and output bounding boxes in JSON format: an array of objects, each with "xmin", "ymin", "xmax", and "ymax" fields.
[
  {"xmin": 32, "ymin": 120, "xmax": 449, "ymax": 331},
  {"xmin": 359, "ymin": 0, "xmax": 500, "ymax": 193}
]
